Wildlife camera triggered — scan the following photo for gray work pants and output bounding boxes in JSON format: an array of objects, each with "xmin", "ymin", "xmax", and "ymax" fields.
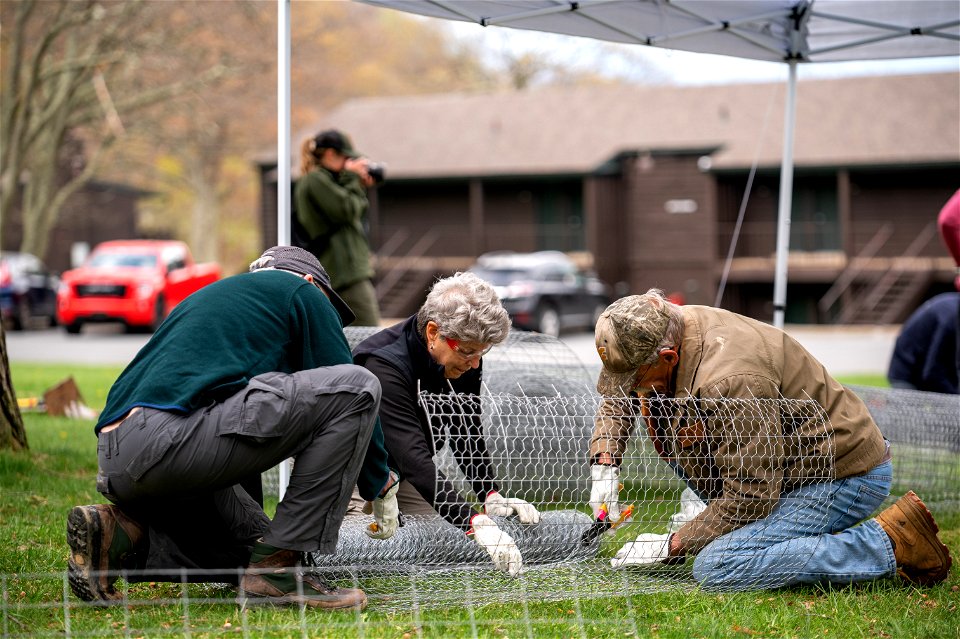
[
  {"xmin": 345, "ymin": 479, "xmax": 440, "ymax": 519},
  {"xmin": 96, "ymin": 365, "xmax": 381, "ymax": 582}
]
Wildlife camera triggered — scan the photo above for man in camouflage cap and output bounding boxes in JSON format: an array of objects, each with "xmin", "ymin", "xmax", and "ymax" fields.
[
  {"xmin": 594, "ymin": 294, "xmax": 676, "ymax": 396},
  {"xmin": 588, "ymin": 289, "xmax": 951, "ymax": 590}
]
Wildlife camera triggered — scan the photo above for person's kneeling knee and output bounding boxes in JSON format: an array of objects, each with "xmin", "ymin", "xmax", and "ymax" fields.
[
  {"xmin": 692, "ymin": 546, "xmax": 753, "ymax": 591},
  {"xmin": 301, "ymin": 364, "xmax": 382, "ymax": 404}
]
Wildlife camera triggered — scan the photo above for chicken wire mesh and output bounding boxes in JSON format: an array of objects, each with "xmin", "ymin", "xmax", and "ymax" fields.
[
  {"xmin": 849, "ymin": 385, "xmax": 959, "ymax": 507},
  {"xmin": 2, "ymin": 568, "xmax": 658, "ymax": 639},
  {"xmin": 264, "ymin": 330, "xmax": 955, "ymax": 611},
  {"xmin": 298, "ymin": 391, "xmax": 840, "ymax": 608},
  {"xmin": 9, "ymin": 330, "xmax": 958, "ymax": 636},
  {"xmin": 262, "ymin": 328, "xmax": 595, "ymax": 496}
]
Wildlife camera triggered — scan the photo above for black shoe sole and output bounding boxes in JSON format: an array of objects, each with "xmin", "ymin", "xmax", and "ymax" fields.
[{"xmin": 67, "ymin": 506, "xmax": 115, "ymax": 602}]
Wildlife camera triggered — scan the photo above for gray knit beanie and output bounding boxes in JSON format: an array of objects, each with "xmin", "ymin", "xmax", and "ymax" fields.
[{"xmin": 250, "ymin": 245, "xmax": 355, "ymax": 326}]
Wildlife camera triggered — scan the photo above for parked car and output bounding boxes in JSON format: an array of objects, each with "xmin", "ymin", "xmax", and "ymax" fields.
[
  {"xmin": 469, "ymin": 251, "xmax": 612, "ymax": 337},
  {"xmin": 57, "ymin": 240, "xmax": 220, "ymax": 334},
  {"xmin": 0, "ymin": 251, "xmax": 59, "ymax": 330}
]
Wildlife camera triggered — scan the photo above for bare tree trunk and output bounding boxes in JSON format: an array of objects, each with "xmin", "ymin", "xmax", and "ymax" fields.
[
  {"xmin": 185, "ymin": 121, "xmax": 228, "ymax": 264},
  {"xmin": 1, "ymin": 0, "xmax": 232, "ymax": 261},
  {"xmin": 0, "ymin": 324, "xmax": 28, "ymax": 451},
  {"xmin": 189, "ymin": 157, "xmax": 221, "ymax": 264}
]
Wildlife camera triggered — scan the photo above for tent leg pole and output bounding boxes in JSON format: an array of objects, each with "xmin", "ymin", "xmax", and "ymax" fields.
[
  {"xmin": 277, "ymin": 0, "xmax": 292, "ymax": 501},
  {"xmin": 772, "ymin": 60, "xmax": 797, "ymax": 329},
  {"xmin": 277, "ymin": 0, "xmax": 291, "ymax": 249}
]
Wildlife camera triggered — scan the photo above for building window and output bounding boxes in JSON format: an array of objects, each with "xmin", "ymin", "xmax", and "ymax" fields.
[
  {"xmin": 790, "ymin": 178, "xmax": 840, "ymax": 252},
  {"xmin": 535, "ymin": 182, "xmax": 584, "ymax": 252}
]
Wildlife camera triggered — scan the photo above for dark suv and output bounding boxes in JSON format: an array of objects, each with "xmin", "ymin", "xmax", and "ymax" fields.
[
  {"xmin": 0, "ymin": 251, "xmax": 59, "ymax": 330},
  {"xmin": 469, "ymin": 251, "xmax": 611, "ymax": 337}
]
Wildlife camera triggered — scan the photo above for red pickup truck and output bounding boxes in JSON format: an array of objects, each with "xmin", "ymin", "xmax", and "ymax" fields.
[{"xmin": 57, "ymin": 240, "xmax": 220, "ymax": 334}]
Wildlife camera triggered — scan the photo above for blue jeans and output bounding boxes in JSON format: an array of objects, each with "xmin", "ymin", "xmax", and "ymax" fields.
[{"xmin": 692, "ymin": 459, "xmax": 895, "ymax": 590}]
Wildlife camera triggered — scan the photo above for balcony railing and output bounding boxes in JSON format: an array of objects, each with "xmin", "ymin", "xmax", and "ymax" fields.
[
  {"xmin": 716, "ymin": 219, "xmax": 946, "ymax": 259},
  {"xmin": 373, "ymin": 219, "xmax": 948, "ymax": 264},
  {"xmin": 372, "ymin": 223, "xmax": 585, "ymax": 257}
]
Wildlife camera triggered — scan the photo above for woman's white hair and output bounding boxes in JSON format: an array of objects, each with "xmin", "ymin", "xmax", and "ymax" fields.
[{"xmin": 416, "ymin": 272, "xmax": 511, "ymax": 344}]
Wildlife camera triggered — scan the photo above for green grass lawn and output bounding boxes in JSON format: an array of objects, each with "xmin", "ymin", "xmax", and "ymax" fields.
[{"xmin": 2, "ymin": 363, "xmax": 956, "ymax": 638}]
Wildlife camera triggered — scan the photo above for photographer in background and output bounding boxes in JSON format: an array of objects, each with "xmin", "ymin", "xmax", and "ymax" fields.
[{"xmin": 295, "ymin": 129, "xmax": 383, "ymax": 326}]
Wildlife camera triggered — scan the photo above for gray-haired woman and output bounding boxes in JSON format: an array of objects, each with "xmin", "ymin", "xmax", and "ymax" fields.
[{"xmin": 351, "ymin": 271, "xmax": 539, "ymax": 576}]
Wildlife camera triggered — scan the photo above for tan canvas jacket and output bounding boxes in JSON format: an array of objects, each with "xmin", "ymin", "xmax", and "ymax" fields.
[{"xmin": 590, "ymin": 305, "xmax": 886, "ymax": 554}]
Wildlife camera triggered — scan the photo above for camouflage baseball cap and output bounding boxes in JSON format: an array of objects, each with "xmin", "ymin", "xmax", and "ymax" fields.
[{"xmin": 595, "ymin": 295, "xmax": 671, "ymax": 396}]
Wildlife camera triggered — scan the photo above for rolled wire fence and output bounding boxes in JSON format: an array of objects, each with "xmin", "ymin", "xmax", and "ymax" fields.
[
  {"xmin": 307, "ymin": 392, "xmax": 837, "ymax": 602},
  {"xmin": 6, "ymin": 329, "xmax": 958, "ymax": 638},
  {"xmin": 847, "ymin": 385, "xmax": 960, "ymax": 509}
]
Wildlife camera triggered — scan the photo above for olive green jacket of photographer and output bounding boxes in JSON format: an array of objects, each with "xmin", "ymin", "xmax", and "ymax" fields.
[
  {"xmin": 295, "ymin": 167, "xmax": 374, "ymax": 291},
  {"xmin": 590, "ymin": 305, "xmax": 885, "ymax": 554}
]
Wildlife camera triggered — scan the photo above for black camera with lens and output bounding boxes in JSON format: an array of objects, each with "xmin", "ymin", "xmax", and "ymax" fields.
[{"xmin": 366, "ymin": 162, "xmax": 386, "ymax": 185}]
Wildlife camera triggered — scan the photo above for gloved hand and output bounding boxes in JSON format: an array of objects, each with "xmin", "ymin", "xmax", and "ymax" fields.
[
  {"xmin": 469, "ymin": 514, "xmax": 523, "ymax": 577},
  {"xmin": 363, "ymin": 477, "xmax": 400, "ymax": 540},
  {"xmin": 668, "ymin": 487, "xmax": 708, "ymax": 533},
  {"xmin": 484, "ymin": 491, "xmax": 541, "ymax": 524},
  {"xmin": 611, "ymin": 533, "xmax": 672, "ymax": 568},
  {"xmin": 589, "ymin": 464, "xmax": 621, "ymax": 521}
]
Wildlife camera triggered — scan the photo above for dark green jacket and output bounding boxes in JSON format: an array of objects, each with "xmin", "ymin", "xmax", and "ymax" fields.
[
  {"xmin": 294, "ymin": 167, "xmax": 373, "ymax": 291},
  {"xmin": 95, "ymin": 269, "xmax": 390, "ymax": 500}
]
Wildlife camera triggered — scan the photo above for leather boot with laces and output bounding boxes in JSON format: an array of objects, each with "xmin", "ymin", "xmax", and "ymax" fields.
[
  {"xmin": 239, "ymin": 541, "xmax": 367, "ymax": 610},
  {"xmin": 875, "ymin": 491, "xmax": 952, "ymax": 586},
  {"xmin": 67, "ymin": 504, "xmax": 145, "ymax": 602}
]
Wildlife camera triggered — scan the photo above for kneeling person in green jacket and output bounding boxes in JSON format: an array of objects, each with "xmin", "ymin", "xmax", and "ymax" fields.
[{"xmin": 67, "ymin": 246, "xmax": 399, "ymax": 610}]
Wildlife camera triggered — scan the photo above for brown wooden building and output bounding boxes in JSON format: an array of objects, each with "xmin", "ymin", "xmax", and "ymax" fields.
[
  {"xmin": 2, "ymin": 180, "xmax": 144, "ymax": 274},
  {"xmin": 257, "ymin": 72, "xmax": 959, "ymax": 323}
]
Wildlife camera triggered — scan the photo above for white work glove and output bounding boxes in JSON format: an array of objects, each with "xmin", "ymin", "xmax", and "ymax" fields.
[
  {"xmin": 668, "ymin": 487, "xmax": 708, "ymax": 533},
  {"xmin": 589, "ymin": 464, "xmax": 621, "ymax": 521},
  {"xmin": 64, "ymin": 400, "xmax": 98, "ymax": 420},
  {"xmin": 484, "ymin": 491, "xmax": 541, "ymax": 524},
  {"xmin": 469, "ymin": 514, "xmax": 523, "ymax": 577},
  {"xmin": 611, "ymin": 533, "xmax": 672, "ymax": 569},
  {"xmin": 363, "ymin": 476, "xmax": 400, "ymax": 540}
]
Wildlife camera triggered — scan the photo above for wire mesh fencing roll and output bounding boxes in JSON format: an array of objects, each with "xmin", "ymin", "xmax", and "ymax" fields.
[
  {"xmin": 263, "ymin": 327, "xmax": 595, "ymax": 496},
  {"xmin": 293, "ymin": 392, "xmax": 852, "ymax": 607},
  {"xmin": 849, "ymin": 384, "xmax": 959, "ymax": 507},
  {"xmin": 256, "ymin": 327, "xmax": 957, "ymax": 609}
]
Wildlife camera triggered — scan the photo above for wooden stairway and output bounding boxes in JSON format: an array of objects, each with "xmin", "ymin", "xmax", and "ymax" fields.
[
  {"xmin": 374, "ymin": 229, "xmax": 441, "ymax": 319},
  {"xmin": 820, "ymin": 222, "xmax": 940, "ymax": 324}
]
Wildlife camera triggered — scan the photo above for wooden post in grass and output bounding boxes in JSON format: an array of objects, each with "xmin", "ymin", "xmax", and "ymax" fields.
[{"xmin": 0, "ymin": 323, "xmax": 28, "ymax": 450}]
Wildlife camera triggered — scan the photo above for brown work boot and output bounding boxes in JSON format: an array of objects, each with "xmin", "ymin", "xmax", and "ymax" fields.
[
  {"xmin": 239, "ymin": 542, "xmax": 367, "ymax": 610},
  {"xmin": 875, "ymin": 491, "xmax": 952, "ymax": 586},
  {"xmin": 66, "ymin": 504, "xmax": 145, "ymax": 602}
]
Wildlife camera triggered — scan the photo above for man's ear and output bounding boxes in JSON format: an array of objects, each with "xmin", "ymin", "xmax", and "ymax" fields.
[
  {"xmin": 660, "ymin": 348, "xmax": 679, "ymax": 367},
  {"xmin": 425, "ymin": 320, "xmax": 440, "ymax": 341}
]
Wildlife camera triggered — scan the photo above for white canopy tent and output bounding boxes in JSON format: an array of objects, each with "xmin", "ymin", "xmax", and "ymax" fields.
[
  {"xmin": 360, "ymin": 1, "xmax": 959, "ymax": 64},
  {"xmin": 272, "ymin": 0, "xmax": 957, "ymax": 497},
  {"xmin": 280, "ymin": 0, "xmax": 957, "ymax": 327}
]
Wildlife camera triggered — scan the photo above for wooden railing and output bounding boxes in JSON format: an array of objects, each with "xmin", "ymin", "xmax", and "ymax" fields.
[
  {"xmin": 818, "ymin": 223, "xmax": 894, "ymax": 317},
  {"xmin": 835, "ymin": 222, "xmax": 939, "ymax": 324}
]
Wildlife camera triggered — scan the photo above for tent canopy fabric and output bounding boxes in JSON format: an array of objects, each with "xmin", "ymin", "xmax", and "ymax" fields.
[
  {"xmin": 354, "ymin": 0, "xmax": 958, "ymax": 327},
  {"xmin": 272, "ymin": 0, "xmax": 955, "ymax": 491},
  {"xmin": 363, "ymin": 0, "xmax": 959, "ymax": 63}
]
